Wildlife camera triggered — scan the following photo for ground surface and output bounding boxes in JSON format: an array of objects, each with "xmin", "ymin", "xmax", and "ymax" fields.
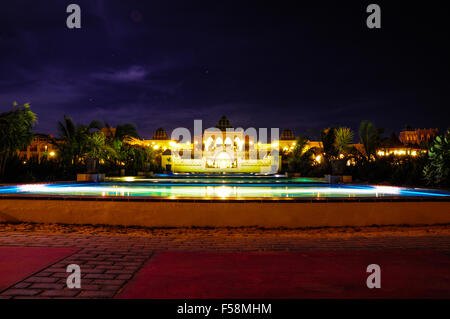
[{"xmin": 0, "ymin": 223, "xmax": 448, "ymax": 299}]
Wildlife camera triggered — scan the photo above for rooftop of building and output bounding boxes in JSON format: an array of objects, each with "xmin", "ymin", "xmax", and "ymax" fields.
[
  {"xmin": 215, "ymin": 116, "xmax": 233, "ymax": 131},
  {"xmin": 152, "ymin": 127, "xmax": 169, "ymax": 140}
]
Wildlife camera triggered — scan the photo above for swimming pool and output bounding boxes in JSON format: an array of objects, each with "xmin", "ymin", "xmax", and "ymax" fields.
[
  {"xmin": 1, "ymin": 175, "xmax": 449, "ymax": 228},
  {"xmin": 1, "ymin": 176, "xmax": 449, "ymax": 199}
]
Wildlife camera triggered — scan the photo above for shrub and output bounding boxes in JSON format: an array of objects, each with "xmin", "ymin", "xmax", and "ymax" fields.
[{"xmin": 423, "ymin": 132, "xmax": 450, "ymax": 187}]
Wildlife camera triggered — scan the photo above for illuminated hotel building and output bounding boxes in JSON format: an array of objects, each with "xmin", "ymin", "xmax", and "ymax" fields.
[
  {"xmin": 128, "ymin": 118, "xmax": 436, "ymax": 173},
  {"xmin": 399, "ymin": 128, "xmax": 438, "ymax": 145},
  {"xmin": 18, "ymin": 133, "xmax": 58, "ymax": 163},
  {"xmin": 130, "ymin": 116, "xmax": 290, "ymax": 173}
]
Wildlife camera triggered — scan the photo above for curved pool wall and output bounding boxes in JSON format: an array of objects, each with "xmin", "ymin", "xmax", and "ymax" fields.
[
  {"xmin": 0, "ymin": 176, "xmax": 449, "ymax": 228},
  {"xmin": 0, "ymin": 177, "xmax": 449, "ymax": 199}
]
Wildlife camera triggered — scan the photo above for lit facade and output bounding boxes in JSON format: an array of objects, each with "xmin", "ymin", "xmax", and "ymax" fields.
[
  {"xmin": 18, "ymin": 134, "xmax": 58, "ymax": 163},
  {"xmin": 353, "ymin": 143, "xmax": 425, "ymax": 158},
  {"xmin": 399, "ymin": 128, "xmax": 438, "ymax": 145},
  {"xmin": 128, "ymin": 120, "xmax": 431, "ymax": 174},
  {"xmin": 376, "ymin": 147, "xmax": 424, "ymax": 157},
  {"xmin": 131, "ymin": 117, "xmax": 290, "ymax": 173}
]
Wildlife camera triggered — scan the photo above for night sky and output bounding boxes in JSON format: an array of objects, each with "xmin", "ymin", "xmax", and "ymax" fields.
[{"xmin": 0, "ymin": 1, "xmax": 449, "ymax": 139}]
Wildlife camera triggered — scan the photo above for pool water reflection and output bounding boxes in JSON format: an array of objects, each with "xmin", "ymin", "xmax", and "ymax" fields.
[{"xmin": 0, "ymin": 175, "xmax": 449, "ymax": 199}]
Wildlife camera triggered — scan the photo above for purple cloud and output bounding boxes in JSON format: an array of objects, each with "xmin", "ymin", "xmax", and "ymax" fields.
[{"xmin": 92, "ymin": 66, "xmax": 148, "ymax": 82}]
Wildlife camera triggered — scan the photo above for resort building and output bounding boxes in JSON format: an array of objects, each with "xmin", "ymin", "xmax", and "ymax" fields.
[
  {"xmin": 375, "ymin": 148, "xmax": 424, "ymax": 157},
  {"xmin": 370, "ymin": 132, "xmax": 425, "ymax": 157},
  {"xmin": 399, "ymin": 128, "xmax": 438, "ymax": 145},
  {"xmin": 279, "ymin": 129, "xmax": 296, "ymax": 153},
  {"xmin": 18, "ymin": 133, "xmax": 58, "ymax": 163},
  {"xmin": 137, "ymin": 128, "xmax": 173, "ymax": 152},
  {"xmin": 354, "ymin": 132, "xmax": 427, "ymax": 158},
  {"xmin": 131, "ymin": 118, "xmax": 430, "ymax": 173},
  {"xmin": 131, "ymin": 116, "xmax": 291, "ymax": 173},
  {"xmin": 14, "ymin": 120, "xmax": 433, "ymax": 173}
]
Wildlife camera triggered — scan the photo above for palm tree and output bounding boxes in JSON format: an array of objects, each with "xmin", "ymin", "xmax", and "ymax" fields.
[
  {"xmin": 117, "ymin": 123, "xmax": 139, "ymax": 141},
  {"xmin": 57, "ymin": 115, "xmax": 104, "ymax": 165},
  {"xmin": 0, "ymin": 102, "xmax": 37, "ymax": 178},
  {"xmin": 57, "ymin": 115, "xmax": 76, "ymax": 141},
  {"xmin": 57, "ymin": 115, "xmax": 81, "ymax": 165},
  {"xmin": 103, "ymin": 123, "xmax": 139, "ymax": 141},
  {"xmin": 334, "ymin": 127, "xmax": 354, "ymax": 156},
  {"xmin": 288, "ymin": 136, "xmax": 316, "ymax": 174},
  {"xmin": 102, "ymin": 122, "xmax": 140, "ymax": 166},
  {"xmin": 325, "ymin": 127, "xmax": 354, "ymax": 175},
  {"xmin": 359, "ymin": 121, "xmax": 382, "ymax": 161},
  {"xmin": 86, "ymin": 119, "xmax": 104, "ymax": 133},
  {"xmin": 423, "ymin": 131, "xmax": 450, "ymax": 186},
  {"xmin": 320, "ymin": 127, "xmax": 337, "ymax": 162}
]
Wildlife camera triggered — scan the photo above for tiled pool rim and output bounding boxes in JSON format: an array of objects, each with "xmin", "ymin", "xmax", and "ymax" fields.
[
  {"xmin": 1, "ymin": 194, "xmax": 450, "ymax": 203},
  {"xmin": 1, "ymin": 197, "xmax": 449, "ymax": 229}
]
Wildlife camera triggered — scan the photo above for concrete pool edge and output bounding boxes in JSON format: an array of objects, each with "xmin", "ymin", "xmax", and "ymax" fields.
[{"xmin": 0, "ymin": 198, "xmax": 449, "ymax": 228}]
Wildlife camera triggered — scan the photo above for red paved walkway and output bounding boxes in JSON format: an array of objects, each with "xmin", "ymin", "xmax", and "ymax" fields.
[
  {"xmin": 0, "ymin": 229, "xmax": 448, "ymax": 299},
  {"xmin": 117, "ymin": 251, "xmax": 450, "ymax": 299},
  {"xmin": 0, "ymin": 247, "xmax": 78, "ymax": 292}
]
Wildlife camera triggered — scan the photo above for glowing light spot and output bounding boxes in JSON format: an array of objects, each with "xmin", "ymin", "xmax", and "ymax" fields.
[{"xmin": 215, "ymin": 186, "xmax": 232, "ymax": 198}]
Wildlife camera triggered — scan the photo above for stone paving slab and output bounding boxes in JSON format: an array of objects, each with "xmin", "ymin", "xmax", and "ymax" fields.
[{"xmin": 0, "ymin": 225, "xmax": 449, "ymax": 299}]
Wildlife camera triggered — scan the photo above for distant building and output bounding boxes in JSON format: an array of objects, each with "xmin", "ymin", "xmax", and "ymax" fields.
[
  {"xmin": 18, "ymin": 133, "xmax": 58, "ymax": 163},
  {"xmin": 100, "ymin": 127, "xmax": 116, "ymax": 138},
  {"xmin": 130, "ymin": 116, "xmax": 290, "ymax": 173},
  {"xmin": 168, "ymin": 116, "xmax": 282, "ymax": 173},
  {"xmin": 399, "ymin": 128, "xmax": 438, "ymax": 145},
  {"xmin": 279, "ymin": 129, "xmax": 296, "ymax": 153},
  {"xmin": 354, "ymin": 131, "xmax": 427, "ymax": 159},
  {"xmin": 152, "ymin": 127, "xmax": 169, "ymax": 140},
  {"xmin": 128, "ymin": 118, "xmax": 433, "ymax": 173},
  {"xmin": 127, "ymin": 127, "xmax": 173, "ymax": 152},
  {"xmin": 280, "ymin": 128, "xmax": 295, "ymax": 140}
]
